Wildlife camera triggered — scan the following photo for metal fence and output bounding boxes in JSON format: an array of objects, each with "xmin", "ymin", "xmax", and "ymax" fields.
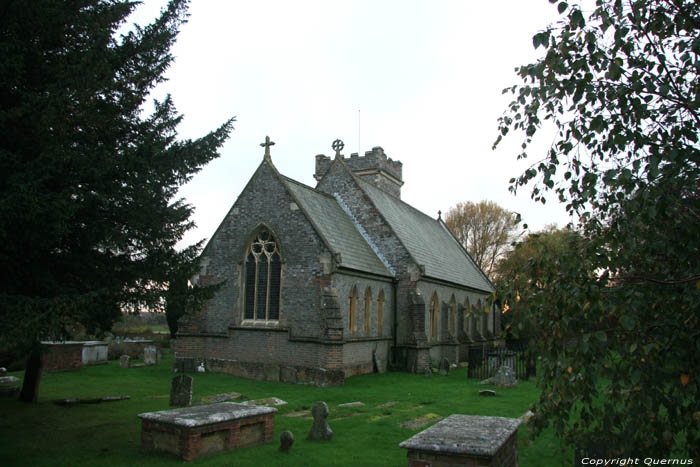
[{"xmin": 466, "ymin": 343, "xmax": 534, "ymax": 381}]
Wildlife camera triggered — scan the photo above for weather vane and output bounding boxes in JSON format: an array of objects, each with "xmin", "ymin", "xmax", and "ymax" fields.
[
  {"xmin": 332, "ymin": 139, "xmax": 344, "ymax": 158},
  {"xmin": 261, "ymin": 136, "xmax": 275, "ymax": 159}
]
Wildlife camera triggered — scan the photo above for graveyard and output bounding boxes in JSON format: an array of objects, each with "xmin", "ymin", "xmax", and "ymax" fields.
[{"xmin": 0, "ymin": 349, "xmax": 570, "ymax": 466}]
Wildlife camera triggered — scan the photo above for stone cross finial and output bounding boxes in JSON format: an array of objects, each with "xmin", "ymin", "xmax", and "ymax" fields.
[
  {"xmin": 332, "ymin": 139, "xmax": 344, "ymax": 158},
  {"xmin": 261, "ymin": 136, "xmax": 275, "ymax": 160}
]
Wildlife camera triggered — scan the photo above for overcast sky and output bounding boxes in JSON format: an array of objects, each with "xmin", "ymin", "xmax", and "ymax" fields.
[{"xmin": 127, "ymin": 1, "xmax": 574, "ymax": 249}]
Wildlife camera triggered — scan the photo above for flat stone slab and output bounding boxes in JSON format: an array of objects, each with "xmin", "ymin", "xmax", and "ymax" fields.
[
  {"xmin": 399, "ymin": 413, "xmax": 442, "ymax": 430},
  {"xmin": 376, "ymin": 401, "xmax": 398, "ymax": 409},
  {"xmin": 399, "ymin": 414, "xmax": 520, "ymax": 457},
  {"xmin": 138, "ymin": 402, "xmax": 277, "ymax": 428},
  {"xmin": 241, "ymin": 397, "xmax": 287, "ymax": 407},
  {"xmin": 338, "ymin": 401, "xmax": 364, "ymax": 408},
  {"xmin": 479, "ymin": 389, "xmax": 497, "ymax": 397},
  {"xmin": 0, "ymin": 376, "xmax": 20, "ymax": 385},
  {"xmin": 199, "ymin": 392, "xmax": 243, "ymax": 404}
]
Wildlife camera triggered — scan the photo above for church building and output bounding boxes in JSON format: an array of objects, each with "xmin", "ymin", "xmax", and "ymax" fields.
[{"xmin": 174, "ymin": 138, "xmax": 498, "ymax": 386}]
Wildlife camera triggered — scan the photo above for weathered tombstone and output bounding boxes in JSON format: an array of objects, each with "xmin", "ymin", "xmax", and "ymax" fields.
[
  {"xmin": 479, "ymin": 389, "xmax": 496, "ymax": 397},
  {"xmin": 493, "ymin": 364, "xmax": 517, "ymax": 388},
  {"xmin": 0, "ymin": 375, "xmax": 21, "ymax": 397},
  {"xmin": 170, "ymin": 374, "xmax": 193, "ymax": 407},
  {"xmin": 143, "ymin": 346, "xmax": 157, "ymax": 366},
  {"xmin": 372, "ymin": 350, "xmax": 387, "ymax": 374},
  {"xmin": 279, "ymin": 430, "xmax": 294, "ymax": 452},
  {"xmin": 307, "ymin": 401, "xmax": 333, "ymax": 441},
  {"xmin": 119, "ymin": 354, "xmax": 130, "ymax": 368},
  {"xmin": 438, "ymin": 358, "xmax": 450, "ymax": 376},
  {"xmin": 424, "ymin": 367, "xmax": 432, "ymax": 378}
]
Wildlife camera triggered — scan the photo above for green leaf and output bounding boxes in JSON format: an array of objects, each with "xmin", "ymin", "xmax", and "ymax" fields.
[
  {"xmin": 620, "ymin": 315, "xmax": 635, "ymax": 331},
  {"xmin": 558, "ymin": 2, "xmax": 568, "ymax": 14},
  {"xmin": 595, "ymin": 331, "xmax": 607, "ymax": 342}
]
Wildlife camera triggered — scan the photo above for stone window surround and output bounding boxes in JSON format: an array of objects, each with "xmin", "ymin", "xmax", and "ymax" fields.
[{"xmin": 241, "ymin": 227, "xmax": 282, "ymax": 326}]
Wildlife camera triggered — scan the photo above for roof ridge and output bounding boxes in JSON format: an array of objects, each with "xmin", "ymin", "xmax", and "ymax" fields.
[{"xmin": 356, "ymin": 177, "xmax": 440, "ymax": 224}]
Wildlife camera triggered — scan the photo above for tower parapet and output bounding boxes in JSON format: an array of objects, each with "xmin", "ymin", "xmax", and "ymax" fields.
[{"xmin": 314, "ymin": 146, "xmax": 403, "ymax": 198}]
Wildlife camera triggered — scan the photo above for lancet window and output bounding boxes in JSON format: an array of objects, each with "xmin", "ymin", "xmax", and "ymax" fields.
[{"xmin": 244, "ymin": 228, "xmax": 281, "ymax": 322}]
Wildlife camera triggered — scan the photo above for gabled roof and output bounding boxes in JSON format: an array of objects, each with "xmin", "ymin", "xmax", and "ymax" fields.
[
  {"xmin": 281, "ymin": 176, "xmax": 392, "ymax": 278},
  {"xmin": 356, "ymin": 178, "xmax": 494, "ymax": 292}
]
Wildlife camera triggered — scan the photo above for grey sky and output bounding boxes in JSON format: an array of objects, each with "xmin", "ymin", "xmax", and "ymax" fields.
[{"xmin": 127, "ymin": 1, "xmax": 573, "ymax": 249}]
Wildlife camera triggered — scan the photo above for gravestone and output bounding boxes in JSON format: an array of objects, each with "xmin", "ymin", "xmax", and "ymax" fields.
[
  {"xmin": 307, "ymin": 401, "xmax": 333, "ymax": 441},
  {"xmin": 119, "ymin": 355, "xmax": 130, "ymax": 368},
  {"xmin": 479, "ymin": 389, "xmax": 496, "ymax": 397},
  {"xmin": 143, "ymin": 346, "xmax": 157, "ymax": 366},
  {"xmin": 438, "ymin": 358, "xmax": 450, "ymax": 376},
  {"xmin": 279, "ymin": 430, "xmax": 294, "ymax": 452},
  {"xmin": 399, "ymin": 415, "xmax": 520, "ymax": 466},
  {"xmin": 0, "ymin": 375, "xmax": 21, "ymax": 397},
  {"xmin": 169, "ymin": 374, "xmax": 193, "ymax": 407},
  {"xmin": 424, "ymin": 367, "xmax": 432, "ymax": 378},
  {"xmin": 493, "ymin": 364, "xmax": 517, "ymax": 388},
  {"xmin": 372, "ymin": 350, "xmax": 387, "ymax": 373}
]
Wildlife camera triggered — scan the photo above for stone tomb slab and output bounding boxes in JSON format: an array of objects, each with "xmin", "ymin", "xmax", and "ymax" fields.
[
  {"xmin": 399, "ymin": 414, "xmax": 520, "ymax": 466},
  {"xmin": 138, "ymin": 402, "xmax": 277, "ymax": 461}
]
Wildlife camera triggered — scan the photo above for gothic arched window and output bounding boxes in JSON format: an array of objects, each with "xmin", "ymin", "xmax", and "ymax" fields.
[
  {"xmin": 244, "ymin": 228, "xmax": 281, "ymax": 322},
  {"xmin": 430, "ymin": 293, "xmax": 439, "ymax": 342},
  {"xmin": 349, "ymin": 286, "xmax": 358, "ymax": 335},
  {"xmin": 377, "ymin": 290, "xmax": 385, "ymax": 336},
  {"xmin": 364, "ymin": 287, "xmax": 372, "ymax": 335},
  {"xmin": 449, "ymin": 295, "xmax": 456, "ymax": 336}
]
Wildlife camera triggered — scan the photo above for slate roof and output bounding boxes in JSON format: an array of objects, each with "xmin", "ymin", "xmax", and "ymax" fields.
[
  {"xmin": 282, "ymin": 176, "xmax": 392, "ymax": 277},
  {"xmin": 357, "ymin": 179, "xmax": 494, "ymax": 292}
]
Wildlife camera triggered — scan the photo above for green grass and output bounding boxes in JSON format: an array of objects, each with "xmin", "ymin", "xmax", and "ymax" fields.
[{"xmin": 0, "ymin": 352, "xmax": 569, "ymax": 466}]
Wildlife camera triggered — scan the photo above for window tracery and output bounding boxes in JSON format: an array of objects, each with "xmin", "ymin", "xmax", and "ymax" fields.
[{"xmin": 244, "ymin": 228, "xmax": 281, "ymax": 322}]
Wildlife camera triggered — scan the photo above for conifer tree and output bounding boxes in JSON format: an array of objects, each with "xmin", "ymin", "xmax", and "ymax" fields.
[{"xmin": 0, "ymin": 0, "xmax": 233, "ymax": 400}]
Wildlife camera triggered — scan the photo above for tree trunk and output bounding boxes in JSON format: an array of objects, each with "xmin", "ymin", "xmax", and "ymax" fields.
[{"xmin": 19, "ymin": 346, "xmax": 43, "ymax": 403}]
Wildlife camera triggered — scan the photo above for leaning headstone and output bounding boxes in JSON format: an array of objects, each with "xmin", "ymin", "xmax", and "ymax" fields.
[
  {"xmin": 307, "ymin": 401, "xmax": 333, "ymax": 441},
  {"xmin": 438, "ymin": 358, "xmax": 450, "ymax": 376},
  {"xmin": 424, "ymin": 367, "xmax": 432, "ymax": 378},
  {"xmin": 279, "ymin": 430, "xmax": 294, "ymax": 452},
  {"xmin": 170, "ymin": 374, "xmax": 193, "ymax": 407},
  {"xmin": 479, "ymin": 389, "xmax": 496, "ymax": 397},
  {"xmin": 119, "ymin": 354, "xmax": 130, "ymax": 368},
  {"xmin": 143, "ymin": 346, "xmax": 157, "ymax": 366},
  {"xmin": 493, "ymin": 364, "xmax": 517, "ymax": 388}
]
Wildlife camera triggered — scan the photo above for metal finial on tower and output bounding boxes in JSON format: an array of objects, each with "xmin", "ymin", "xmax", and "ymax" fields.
[
  {"xmin": 438, "ymin": 210, "xmax": 442, "ymax": 221},
  {"xmin": 260, "ymin": 136, "xmax": 275, "ymax": 160},
  {"xmin": 332, "ymin": 139, "xmax": 344, "ymax": 159}
]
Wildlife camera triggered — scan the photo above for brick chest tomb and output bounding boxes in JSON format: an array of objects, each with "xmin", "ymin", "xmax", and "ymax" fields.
[
  {"xmin": 399, "ymin": 414, "xmax": 520, "ymax": 466},
  {"xmin": 138, "ymin": 402, "xmax": 277, "ymax": 461}
]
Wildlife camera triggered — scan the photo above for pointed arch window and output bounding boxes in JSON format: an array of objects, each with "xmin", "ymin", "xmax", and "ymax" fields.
[
  {"xmin": 429, "ymin": 293, "xmax": 439, "ymax": 342},
  {"xmin": 377, "ymin": 290, "xmax": 385, "ymax": 336},
  {"xmin": 449, "ymin": 295, "xmax": 456, "ymax": 336},
  {"xmin": 244, "ymin": 228, "xmax": 281, "ymax": 322},
  {"xmin": 364, "ymin": 287, "xmax": 372, "ymax": 335},
  {"xmin": 349, "ymin": 286, "xmax": 358, "ymax": 335}
]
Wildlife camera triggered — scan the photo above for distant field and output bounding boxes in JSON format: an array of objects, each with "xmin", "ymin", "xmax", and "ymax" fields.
[{"xmin": 0, "ymin": 351, "xmax": 570, "ymax": 466}]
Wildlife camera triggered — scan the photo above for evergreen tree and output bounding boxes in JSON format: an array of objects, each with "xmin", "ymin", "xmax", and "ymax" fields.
[{"xmin": 0, "ymin": 0, "xmax": 233, "ymax": 399}]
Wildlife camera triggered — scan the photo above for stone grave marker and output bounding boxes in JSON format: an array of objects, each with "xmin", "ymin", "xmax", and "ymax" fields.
[
  {"xmin": 479, "ymin": 389, "xmax": 496, "ymax": 397},
  {"xmin": 170, "ymin": 374, "xmax": 193, "ymax": 407},
  {"xmin": 307, "ymin": 401, "xmax": 333, "ymax": 441},
  {"xmin": 438, "ymin": 358, "xmax": 450, "ymax": 376},
  {"xmin": 119, "ymin": 354, "xmax": 130, "ymax": 368},
  {"xmin": 399, "ymin": 414, "xmax": 521, "ymax": 466},
  {"xmin": 338, "ymin": 401, "xmax": 364, "ymax": 408},
  {"xmin": 424, "ymin": 367, "xmax": 432, "ymax": 378},
  {"xmin": 0, "ymin": 375, "xmax": 20, "ymax": 397},
  {"xmin": 493, "ymin": 364, "xmax": 517, "ymax": 388},
  {"xmin": 143, "ymin": 346, "xmax": 157, "ymax": 366},
  {"xmin": 279, "ymin": 430, "xmax": 294, "ymax": 452}
]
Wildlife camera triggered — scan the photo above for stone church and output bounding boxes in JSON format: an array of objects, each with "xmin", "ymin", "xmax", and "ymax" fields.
[{"xmin": 174, "ymin": 138, "xmax": 499, "ymax": 386}]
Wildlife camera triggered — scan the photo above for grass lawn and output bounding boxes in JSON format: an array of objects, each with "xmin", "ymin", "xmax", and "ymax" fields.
[{"xmin": 0, "ymin": 352, "xmax": 569, "ymax": 466}]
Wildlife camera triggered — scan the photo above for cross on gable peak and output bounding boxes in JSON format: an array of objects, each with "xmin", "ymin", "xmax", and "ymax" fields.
[{"xmin": 261, "ymin": 136, "xmax": 275, "ymax": 160}]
